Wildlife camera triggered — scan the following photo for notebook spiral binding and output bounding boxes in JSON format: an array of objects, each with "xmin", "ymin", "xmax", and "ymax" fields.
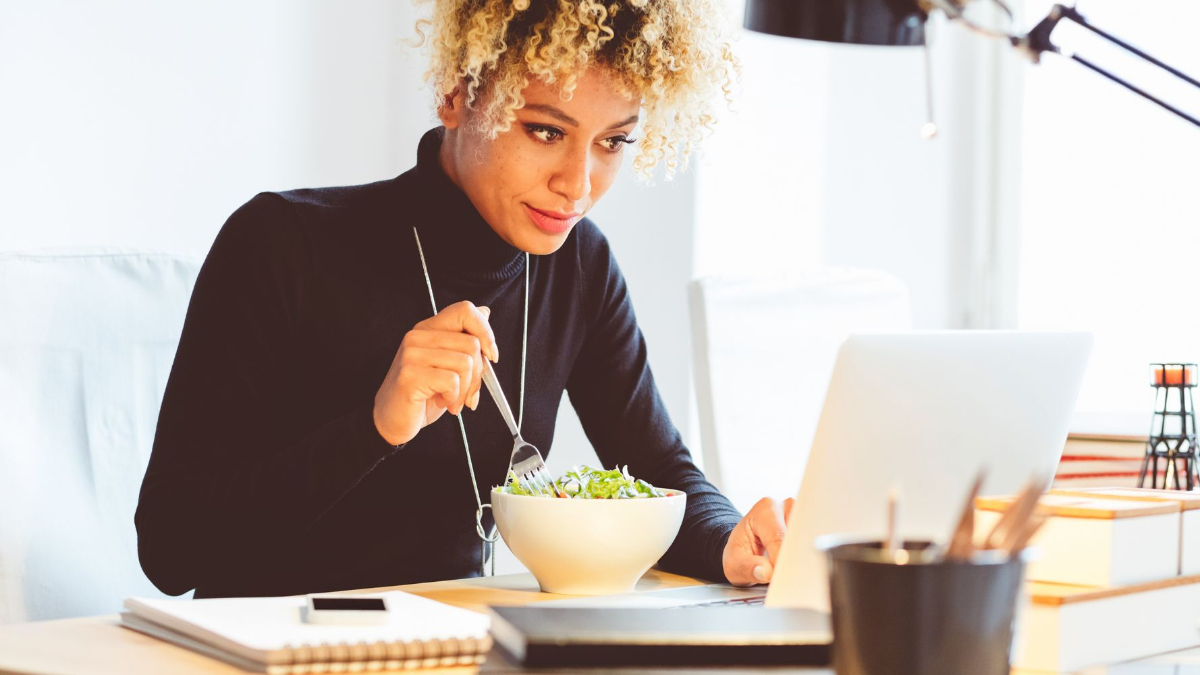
[{"xmin": 278, "ymin": 635, "xmax": 492, "ymax": 672}]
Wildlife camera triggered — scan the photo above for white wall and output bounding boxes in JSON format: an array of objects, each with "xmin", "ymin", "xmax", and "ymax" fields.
[
  {"xmin": 695, "ymin": 15, "xmax": 1007, "ymax": 330},
  {"xmin": 0, "ymin": 2, "xmax": 432, "ymax": 254},
  {"xmin": 693, "ymin": 32, "xmax": 829, "ymax": 278},
  {"xmin": 2, "ymin": 2, "xmax": 699, "ymax": 574}
]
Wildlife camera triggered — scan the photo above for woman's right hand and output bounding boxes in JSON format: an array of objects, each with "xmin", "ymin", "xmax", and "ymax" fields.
[{"xmin": 373, "ymin": 301, "xmax": 499, "ymax": 446}]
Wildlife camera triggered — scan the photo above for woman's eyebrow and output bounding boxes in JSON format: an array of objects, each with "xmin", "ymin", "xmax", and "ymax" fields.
[
  {"xmin": 521, "ymin": 104, "xmax": 640, "ymax": 130},
  {"xmin": 609, "ymin": 114, "xmax": 640, "ymax": 130},
  {"xmin": 522, "ymin": 104, "xmax": 579, "ymax": 126}
]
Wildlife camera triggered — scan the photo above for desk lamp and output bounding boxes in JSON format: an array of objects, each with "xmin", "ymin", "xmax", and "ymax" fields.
[{"xmin": 743, "ymin": 0, "xmax": 1200, "ymax": 132}]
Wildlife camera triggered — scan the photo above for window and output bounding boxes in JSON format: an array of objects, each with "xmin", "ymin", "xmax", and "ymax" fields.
[{"xmin": 1015, "ymin": 0, "xmax": 1200, "ymax": 435}]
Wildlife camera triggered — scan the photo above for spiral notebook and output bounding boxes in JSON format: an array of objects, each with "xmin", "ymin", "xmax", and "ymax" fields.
[{"xmin": 120, "ymin": 592, "xmax": 492, "ymax": 673}]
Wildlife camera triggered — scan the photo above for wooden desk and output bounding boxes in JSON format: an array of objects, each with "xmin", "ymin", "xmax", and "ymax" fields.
[
  {"xmin": 0, "ymin": 571, "xmax": 819, "ymax": 675},
  {"xmin": 3, "ymin": 571, "xmax": 1200, "ymax": 675}
]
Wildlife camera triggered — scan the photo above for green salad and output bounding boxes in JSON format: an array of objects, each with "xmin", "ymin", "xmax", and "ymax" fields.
[{"xmin": 496, "ymin": 464, "xmax": 668, "ymax": 499}]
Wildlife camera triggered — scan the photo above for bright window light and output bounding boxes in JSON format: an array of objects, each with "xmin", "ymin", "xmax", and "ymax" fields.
[{"xmin": 1016, "ymin": 0, "xmax": 1200, "ymax": 436}]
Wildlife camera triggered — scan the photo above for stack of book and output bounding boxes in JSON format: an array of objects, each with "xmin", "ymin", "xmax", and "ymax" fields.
[
  {"xmin": 977, "ymin": 488, "xmax": 1200, "ymax": 672},
  {"xmin": 1052, "ymin": 436, "xmax": 1149, "ymax": 489}
]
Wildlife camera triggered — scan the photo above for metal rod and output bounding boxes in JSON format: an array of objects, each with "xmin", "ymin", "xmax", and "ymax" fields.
[
  {"xmin": 1141, "ymin": 386, "xmax": 1163, "ymax": 488},
  {"xmin": 1187, "ymin": 387, "xmax": 1198, "ymax": 489},
  {"xmin": 921, "ymin": 34, "xmax": 938, "ymax": 140},
  {"xmin": 1070, "ymin": 54, "xmax": 1200, "ymax": 128},
  {"xmin": 1062, "ymin": 6, "xmax": 1200, "ymax": 90},
  {"xmin": 1011, "ymin": 4, "xmax": 1200, "ymax": 128}
]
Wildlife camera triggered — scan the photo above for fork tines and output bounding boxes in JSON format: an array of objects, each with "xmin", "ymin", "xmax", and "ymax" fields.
[{"xmin": 517, "ymin": 463, "xmax": 562, "ymax": 497}]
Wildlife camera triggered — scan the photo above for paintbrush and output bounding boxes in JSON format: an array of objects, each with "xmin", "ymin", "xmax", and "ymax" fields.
[
  {"xmin": 984, "ymin": 473, "xmax": 1050, "ymax": 551},
  {"xmin": 943, "ymin": 468, "xmax": 987, "ymax": 561},
  {"xmin": 1005, "ymin": 509, "xmax": 1048, "ymax": 556}
]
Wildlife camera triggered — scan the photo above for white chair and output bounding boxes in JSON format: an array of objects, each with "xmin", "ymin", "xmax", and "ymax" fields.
[
  {"xmin": 0, "ymin": 250, "xmax": 201, "ymax": 622},
  {"xmin": 688, "ymin": 268, "xmax": 912, "ymax": 515}
]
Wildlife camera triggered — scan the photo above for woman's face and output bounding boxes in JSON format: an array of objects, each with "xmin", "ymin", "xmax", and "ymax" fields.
[{"xmin": 438, "ymin": 68, "xmax": 641, "ymax": 255}]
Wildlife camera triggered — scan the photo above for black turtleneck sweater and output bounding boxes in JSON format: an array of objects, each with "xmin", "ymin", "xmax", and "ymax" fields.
[{"xmin": 136, "ymin": 128, "xmax": 742, "ymax": 598}]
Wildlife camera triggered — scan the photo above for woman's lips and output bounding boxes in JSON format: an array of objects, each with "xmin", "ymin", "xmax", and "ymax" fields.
[{"xmin": 524, "ymin": 204, "xmax": 581, "ymax": 235}]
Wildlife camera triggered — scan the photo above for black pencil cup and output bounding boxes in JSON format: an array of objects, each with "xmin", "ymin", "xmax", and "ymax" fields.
[{"xmin": 818, "ymin": 537, "xmax": 1027, "ymax": 675}]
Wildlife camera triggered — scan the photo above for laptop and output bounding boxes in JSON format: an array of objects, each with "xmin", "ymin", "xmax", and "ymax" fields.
[{"xmin": 538, "ymin": 331, "xmax": 1093, "ymax": 611}]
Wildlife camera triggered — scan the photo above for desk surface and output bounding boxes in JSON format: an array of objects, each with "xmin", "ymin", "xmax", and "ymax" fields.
[
  {"xmin": 2, "ymin": 571, "xmax": 1200, "ymax": 675},
  {"xmin": 0, "ymin": 570, "xmax": 801, "ymax": 675}
]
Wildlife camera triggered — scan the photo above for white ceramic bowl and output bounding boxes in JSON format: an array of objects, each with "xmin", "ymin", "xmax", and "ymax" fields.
[{"xmin": 491, "ymin": 489, "xmax": 687, "ymax": 595}]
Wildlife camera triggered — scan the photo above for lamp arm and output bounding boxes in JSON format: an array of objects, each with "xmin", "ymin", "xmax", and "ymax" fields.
[{"xmin": 1010, "ymin": 4, "xmax": 1200, "ymax": 128}]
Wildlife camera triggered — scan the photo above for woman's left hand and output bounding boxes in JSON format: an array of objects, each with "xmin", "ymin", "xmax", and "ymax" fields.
[{"xmin": 722, "ymin": 497, "xmax": 795, "ymax": 586}]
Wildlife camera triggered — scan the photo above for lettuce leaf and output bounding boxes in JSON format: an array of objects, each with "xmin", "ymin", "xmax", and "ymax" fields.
[{"xmin": 494, "ymin": 464, "xmax": 667, "ymax": 499}]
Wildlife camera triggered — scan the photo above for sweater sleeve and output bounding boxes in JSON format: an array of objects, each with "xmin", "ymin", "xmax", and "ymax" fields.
[
  {"xmin": 135, "ymin": 193, "xmax": 400, "ymax": 596},
  {"xmin": 564, "ymin": 228, "xmax": 742, "ymax": 583}
]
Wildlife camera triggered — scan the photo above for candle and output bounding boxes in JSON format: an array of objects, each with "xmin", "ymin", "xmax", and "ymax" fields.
[{"xmin": 1151, "ymin": 364, "xmax": 1196, "ymax": 386}]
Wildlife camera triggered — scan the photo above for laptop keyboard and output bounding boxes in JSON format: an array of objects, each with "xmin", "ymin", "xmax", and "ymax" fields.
[{"xmin": 673, "ymin": 595, "xmax": 767, "ymax": 608}]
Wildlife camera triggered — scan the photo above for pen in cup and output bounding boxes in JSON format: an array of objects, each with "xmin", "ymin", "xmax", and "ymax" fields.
[
  {"xmin": 983, "ymin": 473, "xmax": 1049, "ymax": 552},
  {"xmin": 884, "ymin": 485, "xmax": 901, "ymax": 560},
  {"xmin": 943, "ymin": 469, "xmax": 986, "ymax": 562}
]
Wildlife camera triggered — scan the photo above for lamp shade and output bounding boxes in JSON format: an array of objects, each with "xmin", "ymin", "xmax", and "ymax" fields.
[{"xmin": 744, "ymin": 0, "xmax": 927, "ymax": 46}]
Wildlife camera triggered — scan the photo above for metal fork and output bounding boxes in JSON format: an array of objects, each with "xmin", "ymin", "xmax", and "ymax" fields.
[{"xmin": 481, "ymin": 359, "xmax": 564, "ymax": 498}]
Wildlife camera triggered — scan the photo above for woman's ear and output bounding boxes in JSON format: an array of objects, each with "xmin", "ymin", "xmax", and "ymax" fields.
[{"xmin": 436, "ymin": 87, "xmax": 466, "ymax": 130}]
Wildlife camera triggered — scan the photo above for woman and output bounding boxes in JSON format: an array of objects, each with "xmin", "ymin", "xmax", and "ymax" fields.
[{"xmin": 135, "ymin": 0, "xmax": 792, "ymax": 599}]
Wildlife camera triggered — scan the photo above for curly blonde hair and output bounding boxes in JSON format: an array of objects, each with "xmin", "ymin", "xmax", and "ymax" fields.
[{"xmin": 416, "ymin": 0, "xmax": 739, "ymax": 180}]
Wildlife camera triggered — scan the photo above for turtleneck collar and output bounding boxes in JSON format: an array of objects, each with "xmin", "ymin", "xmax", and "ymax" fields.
[{"xmin": 409, "ymin": 127, "xmax": 526, "ymax": 284}]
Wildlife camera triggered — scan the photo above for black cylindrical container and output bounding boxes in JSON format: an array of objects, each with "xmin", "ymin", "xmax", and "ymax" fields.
[{"xmin": 819, "ymin": 538, "xmax": 1027, "ymax": 675}]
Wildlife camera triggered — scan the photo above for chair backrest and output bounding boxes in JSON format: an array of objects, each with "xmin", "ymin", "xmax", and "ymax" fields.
[
  {"xmin": 688, "ymin": 269, "xmax": 912, "ymax": 515},
  {"xmin": 0, "ymin": 250, "xmax": 201, "ymax": 622}
]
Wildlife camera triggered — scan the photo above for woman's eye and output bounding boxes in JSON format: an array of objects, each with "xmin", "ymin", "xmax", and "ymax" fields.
[
  {"xmin": 600, "ymin": 135, "xmax": 636, "ymax": 152},
  {"xmin": 526, "ymin": 124, "xmax": 564, "ymax": 143}
]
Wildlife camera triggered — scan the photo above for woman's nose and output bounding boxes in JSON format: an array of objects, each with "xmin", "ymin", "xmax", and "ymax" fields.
[{"xmin": 550, "ymin": 146, "xmax": 591, "ymax": 203}]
